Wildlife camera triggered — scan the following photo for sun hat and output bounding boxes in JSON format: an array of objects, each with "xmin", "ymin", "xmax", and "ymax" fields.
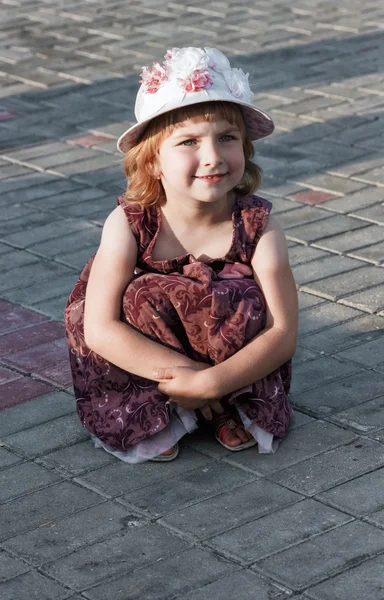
[{"xmin": 117, "ymin": 47, "xmax": 274, "ymax": 153}]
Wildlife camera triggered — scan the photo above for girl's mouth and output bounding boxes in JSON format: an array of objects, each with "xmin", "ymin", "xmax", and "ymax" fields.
[{"xmin": 195, "ymin": 174, "xmax": 227, "ymax": 183}]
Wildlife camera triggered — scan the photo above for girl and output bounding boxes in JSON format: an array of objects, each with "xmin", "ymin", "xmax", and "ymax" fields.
[{"xmin": 65, "ymin": 47, "xmax": 298, "ymax": 463}]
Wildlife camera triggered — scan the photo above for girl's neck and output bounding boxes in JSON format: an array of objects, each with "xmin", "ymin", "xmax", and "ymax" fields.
[{"xmin": 161, "ymin": 191, "xmax": 236, "ymax": 228}]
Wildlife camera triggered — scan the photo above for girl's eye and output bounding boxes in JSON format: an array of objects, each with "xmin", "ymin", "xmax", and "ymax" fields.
[
  {"xmin": 220, "ymin": 134, "xmax": 235, "ymax": 142},
  {"xmin": 180, "ymin": 139, "xmax": 196, "ymax": 146}
]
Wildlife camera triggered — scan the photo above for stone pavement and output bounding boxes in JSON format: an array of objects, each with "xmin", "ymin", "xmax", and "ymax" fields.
[{"xmin": 0, "ymin": 0, "xmax": 383, "ymax": 598}]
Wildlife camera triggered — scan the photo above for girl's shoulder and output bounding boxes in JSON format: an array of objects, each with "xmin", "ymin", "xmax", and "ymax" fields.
[
  {"xmin": 116, "ymin": 194, "xmax": 157, "ymax": 236},
  {"xmin": 236, "ymin": 193, "xmax": 272, "ymax": 214}
]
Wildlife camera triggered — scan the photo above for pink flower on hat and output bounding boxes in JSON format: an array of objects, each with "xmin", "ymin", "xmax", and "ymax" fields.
[
  {"xmin": 140, "ymin": 62, "xmax": 168, "ymax": 94},
  {"xmin": 178, "ymin": 69, "xmax": 212, "ymax": 93}
]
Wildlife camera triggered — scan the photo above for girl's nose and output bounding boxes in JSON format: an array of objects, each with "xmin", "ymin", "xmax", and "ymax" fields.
[{"xmin": 202, "ymin": 141, "xmax": 223, "ymax": 166}]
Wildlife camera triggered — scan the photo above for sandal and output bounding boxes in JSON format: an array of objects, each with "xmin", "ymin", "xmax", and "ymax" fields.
[
  {"xmin": 150, "ymin": 443, "xmax": 179, "ymax": 462},
  {"xmin": 214, "ymin": 414, "xmax": 257, "ymax": 452}
]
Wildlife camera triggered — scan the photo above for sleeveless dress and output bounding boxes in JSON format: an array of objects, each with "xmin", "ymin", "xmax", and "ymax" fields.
[{"xmin": 64, "ymin": 193, "xmax": 292, "ymax": 463}]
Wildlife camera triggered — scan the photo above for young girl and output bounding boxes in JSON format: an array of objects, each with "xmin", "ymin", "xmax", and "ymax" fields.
[{"xmin": 65, "ymin": 47, "xmax": 298, "ymax": 463}]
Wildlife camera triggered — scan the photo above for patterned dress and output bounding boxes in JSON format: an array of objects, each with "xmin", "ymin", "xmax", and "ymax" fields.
[{"xmin": 64, "ymin": 193, "xmax": 292, "ymax": 462}]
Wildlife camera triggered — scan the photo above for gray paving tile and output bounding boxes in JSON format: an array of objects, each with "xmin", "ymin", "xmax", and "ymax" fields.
[
  {"xmin": 290, "ymin": 355, "xmax": 360, "ymax": 395},
  {"xmin": 0, "ymin": 447, "xmax": 23, "ymax": 469},
  {"xmin": 0, "ymin": 391, "xmax": 75, "ymax": 437},
  {"xmin": 253, "ymin": 521, "xmax": 384, "ymax": 592},
  {"xmin": 298, "ymin": 303, "xmax": 362, "ymax": 336},
  {"xmin": 42, "ymin": 522, "xmax": 190, "ymax": 591},
  {"xmin": 0, "ymin": 462, "xmax": 61, "ymax": 503},
  {"xmin": 179, "ymin": 570, "xmax": 291, "ymax": 600},
  {"xmin": 319, "ymin": 185, "xmax": 383, "ymax": 213},
  {"xmin": 366, "ymin": 508, "xmax": 384, "ymax": 529},
  {"xmin": 0, "ymin": 249, "xmax": 40, "ymax": 272},
  {"xmin": 303, "ymin": 265, "xmax": 384, "ymax": 300},
  {"xmin": 82, "ymin": 547, "xmax": 236, "ymax": 600},
  {"xmin": 289, "ymin": 245, "xmax": 329, "ymax": 267},
  {"xmin": 28, "ymin": 226, "xmax": 101, "ymax": 257},
  {"xmin": 39, "ymin": 440, "xmax": 117, "ymax": 476},
  {"xmin": 4, "ymin": 413, "xmax": 90, "ymax": 458},
  {"xmin": 329, "ymin": 395, "xmax": 384, "ymax": 434},
  {"xmin": 122, "ymin": 461, "xmax": 257, "ymax": 517},
  {"xmin": 297, "ymin": 292, "xmax": 327, "ymax": 311},
  {"xmin": 336, "ymin": 337, "xmax": 384, "ymax": 367},
  {"xmin": 1, "ymin": 218, "xmax": 95, "ymax": 249},
  {"xmin": 30, "ymin": 294, "xmax": 69, "ymax": 320},
  {"xmin": 76, "ymin": 446, "xmax": 212, "ymax": 498},
  {"xmin": 208, "ymin": 499, "xmax": 351, "ymax": 564},
  {"xmin": 278, "ymin": 206, "xmax": 330, "ymax": 229},
  {"xmin": 305, "ymin": 554, "xmax": 384, "ymax": 600},
  {"xmin": 292, "ymin": 345, "xmax": 319, "ymax": 366},
  {"xmin": 161, "ymin": 479, "xmax": 302, "ymax": 540},
  {"xmin": 3, "ymin": 501, "xmax": 146, "ymax": 567},
  {"xmin": 224, "ymin": 420, "xmax": 356, "ymax": 476},
  {"xmin": 348, "ymin": 240, "xmax": 384, "ymax": 264},
  {"xmin": 340, "ymin": 284, "xmax": 384, "ymax": 313},
  {"xmin": 287, "ymin": 215, "xmax": 368, "ymax": 244},
  {"xmin": 298, "ymin": 314, "xmax": 384, "ymax": 354},
  {"xmin": 269, "ymin": 437, "xmax": 384, "ymax": 496},
  {"xmin": 293, "ymin": 255, "xmax": 364, "ymax": 286},
  {"xmin": 0, "ymin": 570, "xmax": 72, "ymax": 600},
  {"xmin": 293, "ymin": 370, "xmax": 384, "ymax": 416},
  {"xmin": 316, "ymin": 467, "xmax": 384, "ymax": 517},
  {"xmin": 0, "ymin": 261, "xmax": 74, "ymax": 293},
  {"xmin": 2, "ymin": 272, "xmax": 78, "ymax": 305},
  {"xmin": 0, "ymin": 548, "xmax": 30, "ymax": 582},
  {"xmin": 314, "ymin": 224, "xmax": 384, "ymax": 253}
]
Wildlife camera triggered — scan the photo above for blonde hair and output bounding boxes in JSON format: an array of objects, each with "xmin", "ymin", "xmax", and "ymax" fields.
[{"xmin": 123, "ymin": 101, "xmax": 262, "ymax": 207}]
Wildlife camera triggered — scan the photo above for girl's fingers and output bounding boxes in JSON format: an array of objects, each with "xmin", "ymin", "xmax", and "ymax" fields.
[{"xmin": 152, "ymin": 367, "xmax": 177, "ymax": 381}]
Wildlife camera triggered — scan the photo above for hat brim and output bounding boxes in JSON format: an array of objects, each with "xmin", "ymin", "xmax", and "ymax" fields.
[{"xmin": 116, "ymin": 96, "xmax": 274, "ymax": 153}]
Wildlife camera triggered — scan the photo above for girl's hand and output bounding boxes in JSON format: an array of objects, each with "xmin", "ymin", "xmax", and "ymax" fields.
[{"xmin": 152, "ymin": 365, "xmax": 223, "ymax": 419}]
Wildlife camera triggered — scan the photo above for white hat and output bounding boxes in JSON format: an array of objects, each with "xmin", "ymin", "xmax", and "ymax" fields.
[{"xmin": 117, "ymin": 47, "xmax": 274, "ymax": 153}]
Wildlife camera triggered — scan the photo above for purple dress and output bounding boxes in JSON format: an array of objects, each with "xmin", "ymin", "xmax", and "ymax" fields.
[{"xmin": 64, "ymin": 193, "xmax": 292, "ymax": 462}]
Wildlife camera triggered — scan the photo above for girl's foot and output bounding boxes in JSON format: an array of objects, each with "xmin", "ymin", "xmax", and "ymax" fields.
[
  {"xmin": 214, "ymin": 413, "xmax": 257, "ymax": 452},
  {"xmin": 150, "ymin": 443, "xmax": 179, "ymax": 462}
]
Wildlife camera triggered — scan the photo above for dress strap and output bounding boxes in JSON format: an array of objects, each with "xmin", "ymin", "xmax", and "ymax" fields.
[
  {"xmin": 229, "ymin": 195, "xmax": 272, "ymax": 263},
  {"xmin": 117, "ymin": 195, "xmax": 157, "ymax": 261}
]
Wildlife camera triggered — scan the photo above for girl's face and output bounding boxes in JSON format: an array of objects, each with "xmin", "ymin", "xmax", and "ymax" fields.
[{"xmin": 157, "ymin": 118, "xmax": 245, "ymax": 207}]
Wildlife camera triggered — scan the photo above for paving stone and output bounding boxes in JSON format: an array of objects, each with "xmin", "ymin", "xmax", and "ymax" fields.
[
  {"xmin": 314, "ymin": 224, "xmax": 384, "ymax": 253},
  {"xmin": 0, "ymin": 305, "xmax": 47, "ymax": 335},
  {"xmin": 0, "ymin": 173, "xmax": 64, "ymax": 196},
  {"xmin": 0, "ymin": 366, "xmax": 22, "ymax": 384},
  {"xmin": 329, "ymin": 156, "xmax": 384, "ymax": 180},
  {"xmin": 305, "ymin": 554, "xmax": 384, "ymax": 600},
  {"xmin": 39, "ymin": 439, "xmax": 116, "ymax": 477},
  {"xmin": 292, "ymin": 255, "xmax": 364, "ymax": 285},
  {"xmin": 161, "ymin": 479, "xmax": 302, "ymax": 540},
  {"xmin": 0, "ymin": 261, "xmax": 73, "ymax": 293},
  {"xmin": 0, "ymin": 461, "xmax": 61, "ymax": 504},
  {"xmin": 0, "ymin": 481, "xmax": 103, "ymax": 542},
  {"xmin": 77, "ymin": 446, "xmax": 212, "ymax": 498},
  {"xmin": 339, "ymin": 284, "xmax": 384, "ymax": 313},
  {"xmin": 297, "ymin": 292, "xmax": 327, "ymax": 311},
  {"xmin": 0, "ymin": 377, "xmax": 53, "ymax": 411},
  {"xmin": 298, "ymin": 314, "xmax": 384, "ymax": 354},
  {"xmin": 305, "ymin": 265, "xmax": 384, "ymax": 301},
  {"xmin": 286, "ymin": 215, "xmax": 368, "ymax": 244},
  {"xmin": 42, "ymin": 522, "xmax": 190, "ymax": 591},
  {"xmin": 180, "ymin": 570, "xmax": 291, "ymax": 600},
  {"xmin": 288, "ymin": 245, "xmax": 329, "ymax": 267},
  {"xmin": 0, "ymin": 548, "xmax": 30, "ymax": 583},
  {"xmin": 0, "ymin": 447, "xmax": 22, "ymax": 470},
  {"xmin": 2, "ymin": 272, "xmax": 78, "ymax": 305},
  {"xmin": 290, "ymin": 355, "xmax": 360, "ymax": 395},
  {"xmin": 0, "ymin": 320, "xmax": 65, "ymax": 357},
  {"xmin": 366, "ymin": 508, "xmax": 384, "ymax": 529},
  {"xmin": 329, "ymin": 395, "xmax": 384, "ymax": 435},
  {"xmin": 298, "ymin": 302, "xmax": 362, "ymax": 336},
  {"xmin": 57, "ymin": 245, "xmax": 100, "ymax": 269},
  {"xmin": 81, "ymin": 547, "xmax": 235, "ymax": 600},
  {"xmin": 3, "ymin": 337, "xmax": 68, "ymax": 373},
  {"xmin": 348, "ymin": 240, "xmax": 384, "ymax": 264},
  {"xmin": 253, "ymin": 521, "xmax": 384, "ymax": 592},
  {"xmin": 277, "ymin": 205, "xmax": 330, "ymax": 229},
  {"xmin": 294, "ymin": 174, "xmax": 366, "ymax": 195},
  {"xmin": 0, "ymin": 569, "xmax": 72, "ymax": 600},
  {"xmin": 4, "ymin": 413, "xmax": 90, "ymax": 458},
  {"xmin": 1, "ymin": 218, "xmax": 95, "ymax": 249},
  {"xmin": 0, "ymin": 391, "xmax": 74, "ymax": 437},
  {"xmin": 68, "ymin": 134, "xmax": 115, "ymax": 147},
  {"xmin": 289, "ymin": 190, "xmax": 341, "ymax": 205},
  {"xmin": 123, "ymin": 461, "xmax": 257, "ymax": 517},
  {"xmin": 30, "ymin": 187, "xmax": 109, "ymax": 211},
  {"xmin": 28, "ymin": 225, "xmax": 101, "ymax": 258},
  {"xmin": 293, "ymin": 370, "xmax": 384, "ymax": 416},
  {"xmin": 0, "ymin": 249, "xmax": 40, "ymax": 271},
  {"xmin": 3, "ymin": 501, "xmax": 145, "ymax": 567},
  {"xmin": 225, "ymin": 420, "xmax": 356, "ymax": 476},
  {"xmin": 208, "ymin": 499, "xmax": 350, "ymax": 564},
  {"xmin": 316, "ymin": 467, "xmax": 384, "ymax": 517},
  {"xmin": 336, "ymin": 337, "xmax": 384, "ymax": 367},
  {"xmin": 269, "ymin": 437, "xmax": 384, "ymax": 496},
  {"xmin": 292, "ymin": 345, "xmax": 319, "ymax": 367},
  {"xmin": 34, "ymin": 359, "xmax": 73, "ymax": 386}
]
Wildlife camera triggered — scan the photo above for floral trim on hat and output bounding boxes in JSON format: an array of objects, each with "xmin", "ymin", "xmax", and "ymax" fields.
[{"xmin": 140, "ymin": 47, "xmax": 254, "ymax": 103}]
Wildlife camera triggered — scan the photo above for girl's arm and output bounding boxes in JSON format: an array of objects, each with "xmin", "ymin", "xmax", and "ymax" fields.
[
  {"xmin": 84, "ymin": 206, "xmax": 200, "ymax": 379},
  {"xmin": 207, "ymin": 215, "xmax": 298, "ymax": 397},
  {"xmin": 154, "ymin": 215, "xmax": 298, "ymax": 401}
]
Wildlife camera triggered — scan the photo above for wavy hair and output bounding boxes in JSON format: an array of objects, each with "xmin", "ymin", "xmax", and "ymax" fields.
[{"xmin": 123, "ymin": 101, "xmax": 262, "ymax": 207}]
